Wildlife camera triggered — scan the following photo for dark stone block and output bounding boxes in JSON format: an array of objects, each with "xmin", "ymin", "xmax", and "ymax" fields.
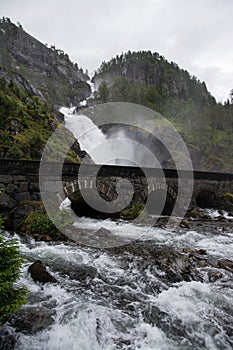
[
  {"xmin": 5, "ymin": 183, "xmax": 19, "ymax": 195},
  {"xmin": 0, "ymin": 193, "xmax": 17, "ymax": 210},
  {"xmin": 14, "ymin": 192, "xmax": 30, "ymax": 201}
]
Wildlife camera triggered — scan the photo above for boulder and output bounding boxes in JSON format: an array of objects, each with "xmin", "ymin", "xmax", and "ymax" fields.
[
  {"xmin": 208, "ymin": 270, "xmax": 223, "ymax": 282},
  {"xmin": 218, "ymin": 259, "xmax": 233, "ymax": 273},
  {"xmin": 54, "ymin": 261, "xmax": 97, "ymax": 281},
  {"xmin": 0, "ymin": 325, "xmax": 17, "ymax": 350},
  {"xmin": 9, "ymin": 306, "xmax": 55, "ymax": 334},
  {"xmin": 182, "ymin": 248, "xmax": 207, "ymax": 255},
  {"xmin": 28, "ymin": 260, "xmax": 57, "ymax": 283},
  {"xmin": 219, "ymin": 193, "xmax": 233, "ymax": 212},
  {"xmin": 186, "ymin": 207, "xmax": 211, "ymax": 220},
  {"xmin": 179, "ymin": 219, "xmax": 190, "ymax": 229},
  {"xmin": 7, "ymin": 200, "xmax": 45, "ymax": 231},
  {"xmin": 0, "ymin": 192, "xmax": 17, "ymax": 210}
]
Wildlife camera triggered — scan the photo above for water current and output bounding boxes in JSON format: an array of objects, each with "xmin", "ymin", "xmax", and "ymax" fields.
[{"xmin": 2, "ymin": 214, "xmax": 233, "ymax": 350}]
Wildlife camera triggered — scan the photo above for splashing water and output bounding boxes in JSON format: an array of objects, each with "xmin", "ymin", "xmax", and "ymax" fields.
[{"xmin": 60, "ymin": 107, "xmax": 159, "ymax": 167}]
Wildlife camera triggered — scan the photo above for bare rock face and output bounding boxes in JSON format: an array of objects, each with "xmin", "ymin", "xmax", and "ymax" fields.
[
  {"xmin": 28, "ymin": 260, "xmax": 57, "ymax": 284},
  {"xmin": 0, "ymin": 21, "xmax": 91, "ymax": 105}
]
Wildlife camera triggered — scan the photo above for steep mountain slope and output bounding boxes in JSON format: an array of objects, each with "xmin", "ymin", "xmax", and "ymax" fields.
[
  {"xmin": 0, "ymin": 18, "xmax": 91, "ymax": 106},
  {"xmin": 93, "ymin": 50, "xmax": 215, "ymax": 108},
  {"xmin": 93, "ymin": 51, "xmax": 233, "ymax": 172},
  {"xmin": 0, "ymin": 18, "xmax": 92, "ymax": 161},
  {"xmin": 0, "ymin": 75, "xmax": 82, "ymax": 161}
]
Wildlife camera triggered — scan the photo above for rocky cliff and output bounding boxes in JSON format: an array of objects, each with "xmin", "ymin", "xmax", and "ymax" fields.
[
  {"xmin": 0, "ymin": 19, "xmax": 91, "ymax": 106},
  {"xmin": 92, "ymin": 51, "xmax": 233, "ymax": 172}
]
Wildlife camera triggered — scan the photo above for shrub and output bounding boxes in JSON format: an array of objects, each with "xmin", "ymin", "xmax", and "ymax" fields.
[
  {"xmin": 24, "ymin": 211, "xmax": 73, "ymax": 240},
  {"xmin": 0, "ymin": 215, "xmax": 27, "ymax": 321},
  {"xmin": 121, "ymin": 202, "xmax": 144, "ymax": 220}
]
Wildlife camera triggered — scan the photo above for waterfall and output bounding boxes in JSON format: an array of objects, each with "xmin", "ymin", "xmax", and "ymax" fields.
[{"xmin": 60, "ymin": 107, "xmax": 158, "ymax": 167}]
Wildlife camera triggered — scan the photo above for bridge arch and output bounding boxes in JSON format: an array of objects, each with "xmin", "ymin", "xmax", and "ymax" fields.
[{"xmin": 195, "ymin": 189, "xmax": 219, "ymax": 208}]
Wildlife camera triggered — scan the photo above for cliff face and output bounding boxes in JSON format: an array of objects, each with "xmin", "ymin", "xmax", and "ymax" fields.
[
  {"xmin": 0, "ymin": 19, "xmax": 90, "ymax": 161},
  {"xmin": 93, "ymin": 51, "xmax": 215, "ymax": 107},
  {"xmin": 0, "ymin": 20, "xmax": 91, "ymax": 106},
  {"xmin": 92, "ymin": 51, "xmax": 233, "ymax": 172}
]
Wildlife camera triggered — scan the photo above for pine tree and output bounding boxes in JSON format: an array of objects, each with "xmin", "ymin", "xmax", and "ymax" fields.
[
  {"xmin": 0, "ymin": 216, "xmax": 27, "ymax": 321},
  {"xmin": 230, "ymin": 89, "xmax": 233, "ymax": 104}
]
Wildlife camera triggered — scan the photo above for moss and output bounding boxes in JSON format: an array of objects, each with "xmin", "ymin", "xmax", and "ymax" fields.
[
  {"xmin": 220, "ymin": 193, "xmax": 233, "ymax": 203},
  {"xmin": 120, "ymin": 202, "xmax": 144, "ymax": 220},
  {"xmin": 23, "ymin": 210, "xmax": 73, "ymax": 241}
]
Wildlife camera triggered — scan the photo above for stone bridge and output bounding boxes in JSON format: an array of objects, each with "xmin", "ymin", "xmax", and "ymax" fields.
[{"xmin": 0, "ymin": 159, "xmax": 233, "ymax": 218}]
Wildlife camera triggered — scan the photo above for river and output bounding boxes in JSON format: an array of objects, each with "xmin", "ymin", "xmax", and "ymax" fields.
[{"xmin": 2, "ymin": 213, "xmax": 233, "ymax": 350}]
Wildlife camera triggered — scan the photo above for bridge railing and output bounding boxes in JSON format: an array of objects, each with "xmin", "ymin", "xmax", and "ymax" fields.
[{"xmin": 0, "ymin": 159, "xmax": 233, "ymax": 180}]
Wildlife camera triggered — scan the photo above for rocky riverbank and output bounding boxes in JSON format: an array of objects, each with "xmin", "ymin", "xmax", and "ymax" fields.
[{"xmin": 0, "ymin": 215, "xmax": 233, "ymax": 349}]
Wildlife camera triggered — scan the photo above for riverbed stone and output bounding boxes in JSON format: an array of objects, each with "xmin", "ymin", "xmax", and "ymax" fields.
[
  {"xmin": 9, "ymin": 306, "xmax": 56, "ymax": 334},
  {"xmin": 28, "ymin": 260, "xmax": 57, "ymax": 284},
  {"xmin": 208, "ymin": 269, "xmax": 223, "ymax": 282},
  {"xmin": 0, "ymin": 325, "xmax": 17, "ymax": 350},
  {"xmin": 54, "ymin": 261, "xmax": 98, "ymax": 281},
  {"xmin": 218, "ymin": 259, "xmax": 233, "ymax": 273}
]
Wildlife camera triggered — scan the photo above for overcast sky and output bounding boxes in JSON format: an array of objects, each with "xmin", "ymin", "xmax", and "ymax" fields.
[{"xmin": 1, "ymin": 0, "xmax": 232, "ymax": 102}]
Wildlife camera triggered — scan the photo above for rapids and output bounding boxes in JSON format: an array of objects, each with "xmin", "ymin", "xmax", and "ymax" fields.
[{"xmin": 1, "ymin": 217, "xmax": 233, "ymax": 350}]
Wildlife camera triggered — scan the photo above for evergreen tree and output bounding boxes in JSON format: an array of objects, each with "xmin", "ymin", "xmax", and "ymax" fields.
[
  {"xmin": 97, "ymin": 81, "xmax": 110, "ymax": 102},
  {"xmin": 0, "ymin": 215, "xmax": 27, "ymax": 321}
]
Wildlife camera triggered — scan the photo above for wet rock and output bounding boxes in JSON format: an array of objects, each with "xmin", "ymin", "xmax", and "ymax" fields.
[
  {"xmin": 6, "ymin": 200, "xmax": 45, "ymax": 231},
  {"xmin": 75, "ymin": 265, "xmax": 98, "ymax": 280},
  {"xmin": 28, "ymin": 260, "xmax": 57, "ymax": 283},
  {"xmin": 219, "ymin": 194, "xmax": 233, "ymax": 212},
  {"xmin": 59, "ymin": 262, "xmax": 97, "ymax": 281},
  {"xmin": 0, "ymin": 325, "xmax": 17, "ymax": 350},
  {"xmin": 208, "ymin": 270, "xmax": 223, "ymax": 282},
  {"xmin": 218, "ymin": 259, "xmax": 233, "ymax": 273},
  {"xmin": 9, "ymin": 306, "xmax": 55, "ymax": 334},
  {"xmin": 215, "ymin": 215, "xmax": 227, "ymax": 222},
  {"xmin": 95, "ymin": 227, "xmax": 112, "ymax": 236},
  {"xmin": 107, "ymin": 242, "xmax": 200, "ymax": 283},
  {"xmin": 183, "ymin": 248, "xmax": 207, "ymax": 255},
  {"xmin": 179, "ymin": 219, "xmax": 190, "ymax": 229},
  {"xmin": 153, "ymin": 217, "xmax": 169, "ymax": 227},
  {"xmin": 114, "ymin": 338, "xmax": 132, "ymax": 348},
  {"xmin": 0, "ymin": 192, "xmax": 17, "ymax": 210},
  {"xmin": 186, "ymin": 207, "xmax": 211, "ymax": 220}
]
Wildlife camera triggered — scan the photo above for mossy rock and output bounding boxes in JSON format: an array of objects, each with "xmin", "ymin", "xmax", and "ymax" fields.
[
  {"xmin": 22, "ymin": 212, "xmax": 68, "ymax": 241},
  {"xmin": 219, "ymin": 193, "xmax": 233, "ymax": 212},
  {"xmin": 120, "ymin": 202, "xmax": 144, "ymax": 220},
  {"xmin": 185, "ymin": 207, "xmax": 210, "ymax": 220},
  {"xmin": 7, "ymin": 200, "xmax": 45, "ymax": 231}
]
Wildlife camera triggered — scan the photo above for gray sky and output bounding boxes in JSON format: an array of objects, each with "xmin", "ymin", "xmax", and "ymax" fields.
[{"xmin": 1, "ymin": 0, "xmax": 232, "ymax": 102}]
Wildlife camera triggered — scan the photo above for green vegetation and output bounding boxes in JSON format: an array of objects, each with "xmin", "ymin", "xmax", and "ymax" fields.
[
  {"xmin": 23, "ymin": 210, "xmax": 73, "ymax": 240},
  {"xmin": 121, "ymin": 202, "xmax": 144, "ymax": 220},
  {"xmin": 93, "ymin": 51, "xmax": 233, "ymax": 172},
  {"xmin": 0, "ymin": 77, "xmax": 80, "ymax": 161},
  {"xmin": 0, "ymin": 215, "xmax": 27, "ymax": 320}
]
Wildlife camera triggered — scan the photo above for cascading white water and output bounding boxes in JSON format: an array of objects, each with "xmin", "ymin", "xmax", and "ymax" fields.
[
  {"xmin": 61, "ymin": 107, "xmax": 108, "ymax": 164},
  {"xmin": 60, "ymin": 107, "xmax": 159, "ymax": 167},
  {"xmin": 3, "ymin": 223, "xmax": 233, "ymax": 349}
]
